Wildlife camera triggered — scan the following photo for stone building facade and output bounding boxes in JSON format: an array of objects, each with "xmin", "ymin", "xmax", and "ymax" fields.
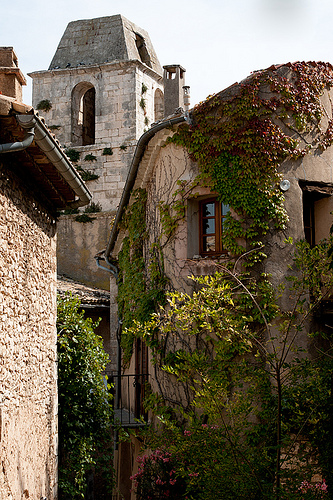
[
  {"xmin": 101, "ymin": 63, "xmax": 333, "ymax": 499},
  {"xmin": 29, "ymin": 15, "xmax": 187, "ymax": 290},
  {"xmin": 29, "ymin": 15, "xmax": 163, "ymax": 212},
  {"xmin": 0, "ymin": 48, "xmax": 91, "ymax": 500}
]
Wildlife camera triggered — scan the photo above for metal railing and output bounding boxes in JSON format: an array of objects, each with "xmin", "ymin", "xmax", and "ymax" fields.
[{"xmin": 106, "ymin": 372, "xmax": 149, "ymax": 427}]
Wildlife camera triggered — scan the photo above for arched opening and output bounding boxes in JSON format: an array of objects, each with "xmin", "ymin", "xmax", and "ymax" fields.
[
  {"xmin": 154, "ymin": 88, "xmax": 164, "ymax": 121},
  {"xmin": 71, "ymin": 82, "xmax": 95, "ymax": 146},
  {"xmin": 135, "ymin": 33, "xmax": 152, "ymax": 68}
]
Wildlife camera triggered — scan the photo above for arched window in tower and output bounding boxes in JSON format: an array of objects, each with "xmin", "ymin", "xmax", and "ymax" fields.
[
  {"xmin": 135, "ymin": 33, "xmax": 152, "ymax": 68},
  {"xmin": 154, "ymin": 89, "xmax": 164, "ymax": 121},
  {"xmin": 71, "ymin": 82, "xmax": 95, "ymax": 146}
]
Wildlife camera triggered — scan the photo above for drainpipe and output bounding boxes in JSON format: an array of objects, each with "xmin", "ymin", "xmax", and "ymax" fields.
[
  {"xmin": 101, "ymin": 114, "xmax": 188, "ymax": 271},
  {"xmin": 95, "ymin": 113, "xmax": 189, "ymax": 471}
]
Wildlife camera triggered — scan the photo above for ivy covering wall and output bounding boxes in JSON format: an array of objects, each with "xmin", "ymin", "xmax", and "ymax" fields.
[
  {"xmin": 169, "ymin": 62, "xmax": 333, "ymax": 261},
  {"xmin": 115, "ymin": 61, "xmax": 333, "ymax": 499},
  {"xmin": 117, "ymin": 61, "xmax": 333, "ymax": 341}
]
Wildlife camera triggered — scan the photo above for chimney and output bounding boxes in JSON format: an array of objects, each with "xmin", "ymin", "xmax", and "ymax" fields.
[
  {"xmin": 0, "ymin": 47, "xmax": 26, "ymax": 101},
  {"xmin": 163, "ymin": 65, "xmax": 187, "ymax": 116}
]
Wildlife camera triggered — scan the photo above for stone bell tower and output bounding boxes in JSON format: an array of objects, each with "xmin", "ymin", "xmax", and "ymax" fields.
[
  {"xmin": 29, "ymin": 15, "xmax": 188, "ymax": 290},
  {"xmin": 29, "ymin": 15, "xmax": 164, "ymax": 212},
  {"xmin": 28, "ymin": 16, "xmax": 165, "ymax": 289}
]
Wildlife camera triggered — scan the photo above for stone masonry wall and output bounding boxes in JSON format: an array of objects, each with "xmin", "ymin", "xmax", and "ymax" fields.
[
  {"xmin": 57, "ymin": 212, "xmax": 115, "ymax": 291},
  {"xmin": 0, "ymin": 159, "xmax": 58, "ymax": 500},
  {"xmin": 30, "ymin": 61, "xmax": 163, "ymax": 211}
]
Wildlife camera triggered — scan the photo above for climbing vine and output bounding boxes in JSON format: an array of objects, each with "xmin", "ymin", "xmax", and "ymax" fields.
[
  {"xmin": 117, "ymin": 189, "xmax": 167, "ymax": 362},
  {"xmin": 169, "ymin": 62, "xmax": 333, "ymax": 262},
  {"xmin": 113, "ymin": 62, "xmax": 333, "ymax": 498}
]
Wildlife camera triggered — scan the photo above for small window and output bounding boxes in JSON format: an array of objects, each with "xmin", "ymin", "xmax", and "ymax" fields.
[
  {"xmin": 301, "ymin": 181, "xmax": 333, "ymax": 247},
  {"xmin": 199, "ymin": 199, "xmax": 229, "ymax": 256}
]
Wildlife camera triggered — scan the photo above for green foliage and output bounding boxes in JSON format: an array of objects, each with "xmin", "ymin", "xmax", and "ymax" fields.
[
  {"xmin": 75, "ymin": 165, "xmax": 99, "ymax": 181},
  {"xmin": 141, "ymin": 82, "xmax": 148, "ymax": 94},
  {"xmin": 169, "ymin": 62, "xmax": 333, "ymax": 264},
  {"xmin": 61, "ymin": 207, "xmax": 79, "ymax": 215},
  {"xmin": 36, "ymin": 99, "xmax": 52, "ymax": 112},
  {"xmin": 49, "ymin": 124, "xmax": 61, "ymax": 130},
  {"xmin": 157, "ymin": 180, "xmax": 191, "ymax": 240},
  {"xmin": 138, "ymin": 422, "xmax": 275, "ymax": 500},
  {"xmin": 131, "ymin": 449, "xmax": 187, "ymax": 500},
  {"xmin": 117, "ymin": 189, "xmax": 168, "ymax": 363},
  {"xmin": 84, "ymin": 153, "xmax": 97, "ymax": 162},
  {"xmin": 75, "ymin": 213, "xmax": 96, "ymax": 223},
  {"xmin": 57, "ymin": 294, "xmax": 114, "ymax": 498},
  {"xmin": 60, "ymin": 203, "xmax": 101, "ymax": 222},
  {"xmin": 84, "ymin": 201, "xmax": 102, "ymax": 213},
  {"xmin": 128, "ymin": 239, "xmax": 333, "ymax": 499},
  {"xmin": 120, "ymin": 144, "xmax": 128, "ymax": 151},
  {"xmin": 65, "ymin": 148, "xmax": 80, "ymax": 162},
  {"xmin": 139, "ymin": 97, "xmax": 146, "ymax": 110},
  {"xmin": 102, "ymin": 147, "xmax": 113, "ymax": 156}
]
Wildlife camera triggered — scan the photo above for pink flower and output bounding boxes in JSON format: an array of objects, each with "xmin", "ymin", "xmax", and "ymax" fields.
[{"xmin": 184, "ymin": 430, "xmax": 191, "ymax": 436}]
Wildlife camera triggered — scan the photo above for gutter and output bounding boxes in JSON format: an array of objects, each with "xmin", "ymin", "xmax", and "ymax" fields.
[
  {"xmin": 0, "ymin": 122, "xmax": 35, "ymax": 153},
  {"xmin": 0, "ymin": 113, "xmax": 92, "ymax": 208},
  {"xmin": 95, "ymin": 114, "xmax": 188, "ymax": 276}
]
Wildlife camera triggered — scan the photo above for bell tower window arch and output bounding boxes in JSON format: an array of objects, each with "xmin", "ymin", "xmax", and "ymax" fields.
[
  {"xmin": 71, "ymin": 82, "xmax": 95, "ymax": 146},
  {"xmin": 154, "ymin": 88, "xmax": 164, "ymax": 121}
]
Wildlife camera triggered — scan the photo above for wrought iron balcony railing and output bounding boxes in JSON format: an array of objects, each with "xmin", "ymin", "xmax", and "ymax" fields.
[{"xmin": 106, "ymin": 372, "xmax": 149, "ymax": 428}]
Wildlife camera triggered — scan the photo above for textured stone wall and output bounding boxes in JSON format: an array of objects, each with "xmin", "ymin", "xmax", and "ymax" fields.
[
  {"xmin": 57, "ymin": 212, "xmax": 115, "ymax": 290},
  {"xmin": 0, "ymin": 159, "xmax": 58, "ymax": 500},
  {"xmin": 30, "ymin": 61, "xmax": 163, "ymax": 211}
]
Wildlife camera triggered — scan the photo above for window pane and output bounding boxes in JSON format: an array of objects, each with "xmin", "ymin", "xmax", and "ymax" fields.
[
  {"xmin": 202, "ymin": 202, "xmax": 215, "ymax": 217},
  {"xmin": 203, "ymin": 236, "xmax": 215, "ymax": 252},
  {"xmin": 203, "ymin": 218, "xmax": 215, "ymax": 234},
  {"xmin": 221, "ymin": 203, "xmax": 229, "ymax": 216}
]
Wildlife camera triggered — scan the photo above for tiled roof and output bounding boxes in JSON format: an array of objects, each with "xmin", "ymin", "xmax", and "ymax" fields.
[{"xmin": 57, "ymin": 275, "xmax": 110, "ymax": 307}]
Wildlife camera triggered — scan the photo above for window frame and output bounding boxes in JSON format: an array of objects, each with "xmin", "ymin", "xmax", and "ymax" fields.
[
  {"xmin": 199, "ymin": 198, "xmax": 228, "ymax": 257},
  {"xmin": 300, "ymin": 181, "xmax": 333, "ymax": 247}
]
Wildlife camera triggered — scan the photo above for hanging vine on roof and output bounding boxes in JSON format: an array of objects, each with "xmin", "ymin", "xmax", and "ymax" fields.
[{"xmin": 169, "ymin": 61, "xmax": 333, "ymax": 263}]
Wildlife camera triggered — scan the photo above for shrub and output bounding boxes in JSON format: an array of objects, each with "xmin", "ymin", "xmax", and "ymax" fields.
[
  {"xmin": 102, "ymin": 147, "xmax": 113, "ymax": 156},
  {"xmin": 84, "ymin": 201, "xmax": 102, "ymax": 213},
  {"xmin": 36, "ymin": 99, "xmax": 52, "ymax": 112},
  {"xmin": 57, "ymin": 294, "xmax": 114, "ymax": 498},
  {"xmin": 65, "ymin": 148, "xmax": 80, "ymax": 162},
  {"xmin": 84, "ymin": 153, "xmax": 97, "ymax": 162},
  {"xmin": 131, "ymin": 449, "xmax": 186, "ymax": 500}
]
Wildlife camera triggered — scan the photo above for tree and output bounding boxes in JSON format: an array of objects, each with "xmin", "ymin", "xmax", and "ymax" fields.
[
  {"xmin": 128, "ymin": 240, "xmax": 333, "ymax": 499},
  {"xmin": 57, "ymin": 293, "xmax": 114, "ymax": 499}
]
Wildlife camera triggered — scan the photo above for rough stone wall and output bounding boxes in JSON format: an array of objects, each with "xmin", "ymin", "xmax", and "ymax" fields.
[
  {"xmin": 0, "ymin": 160, "xmax": 58, "ymax": 500},
  {"xmin": 31, "ymin": 58, "xmax": 163, "ymax": 290},
  {"xmin": 30, "ymin": 61, "xmax": 163, "ymax": 211}
]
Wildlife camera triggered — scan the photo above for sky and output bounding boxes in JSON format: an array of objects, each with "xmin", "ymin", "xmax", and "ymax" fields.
[{"xmin": 1, "ymin": 0, "xmax": 333, "ymax": 107}]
